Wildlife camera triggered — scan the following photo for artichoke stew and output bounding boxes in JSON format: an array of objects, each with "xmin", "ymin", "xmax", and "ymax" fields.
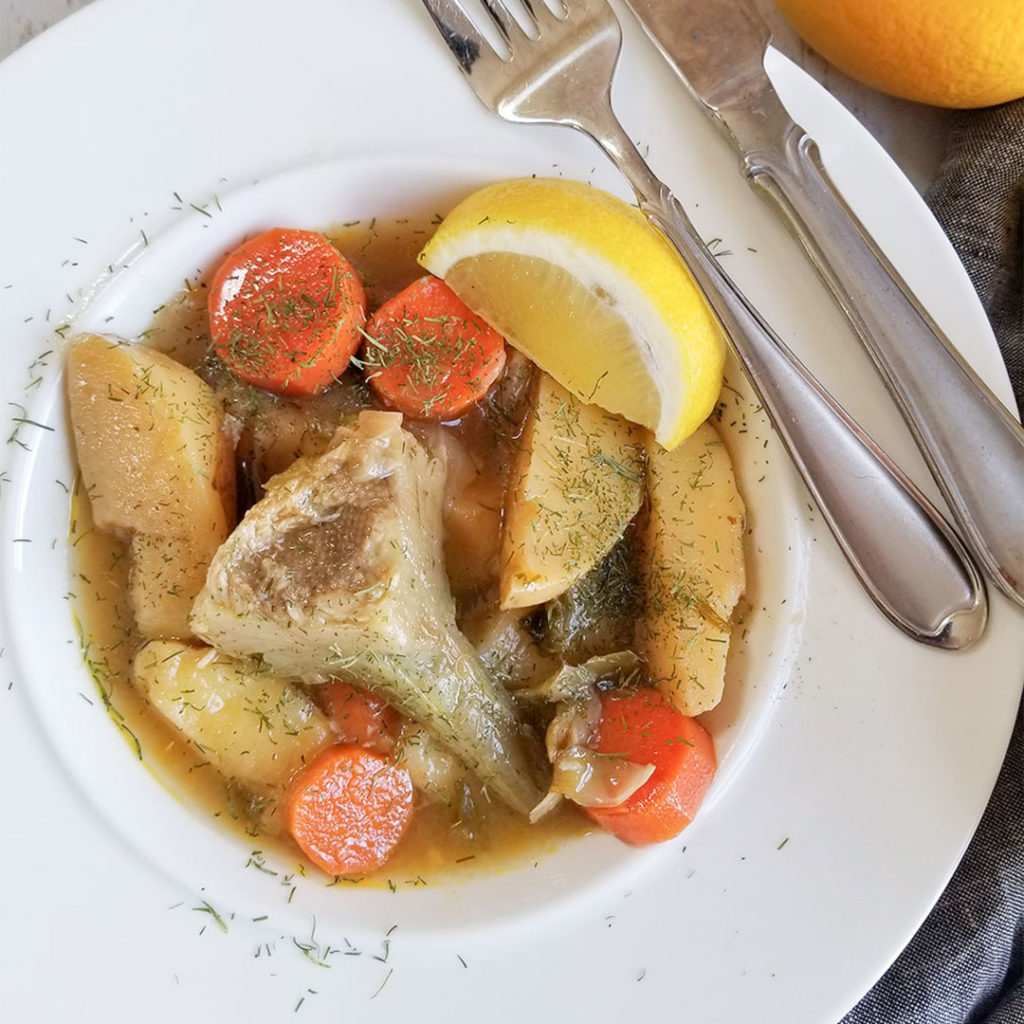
[{"xmin": 66, "ymin": 198, "xmax": 746, "ymax": 883}]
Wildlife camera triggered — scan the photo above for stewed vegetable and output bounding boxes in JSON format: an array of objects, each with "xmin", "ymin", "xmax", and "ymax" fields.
[{"xmin": 66, "ymin": 199, "xmax": 747, "ymax": 880}]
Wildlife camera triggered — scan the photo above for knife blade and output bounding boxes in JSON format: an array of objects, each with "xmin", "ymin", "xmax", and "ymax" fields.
[{"xmin": 623, "ymin": 0, "xmax": 1024, "ymax": 608}]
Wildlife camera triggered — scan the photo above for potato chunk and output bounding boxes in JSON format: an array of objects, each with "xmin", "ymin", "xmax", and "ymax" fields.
[
  {"xmin": 67, "ymin": 334, "xmax": 235, "ymax": 639},
  {"xmin": 133, "ymin": 641, "xmax": 334, "ymax": 794},
  {"xmin": 128, "ymin": 533, "xmax": 224, "ymax": 640},
  {"xmin": 501, "ymin": 373, "xmax": 644, "ymax": 609},
  {"xmin": 636, "ymin": 421, "xmax": 745, "ymax": 715},
  {"xmin": 66, "ymin": 334, "xmax": 234, "ymax": 539}
]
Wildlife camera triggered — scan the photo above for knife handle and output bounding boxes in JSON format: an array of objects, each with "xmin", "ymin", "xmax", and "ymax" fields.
[
  {"xmin": 742, "ymin": 115, "xmax": 1024, "ymax": 607},
  {"xmin": 652, "ymin": 189, "xmax": 985, "ymax": 648},
  {"xmin": 589, "ymin": 115, "xmax": 986, "ymax": 647}
]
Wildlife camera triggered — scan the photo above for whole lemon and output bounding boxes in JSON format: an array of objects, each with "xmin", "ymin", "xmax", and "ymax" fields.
[{"xmin": 774, "ymin": 0, "xmax": 1024, "ymax": 108}]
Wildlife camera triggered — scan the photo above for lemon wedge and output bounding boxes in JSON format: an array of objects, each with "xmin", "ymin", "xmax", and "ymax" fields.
[{"xmin": 418, "ymin": 178, "xmax": 725, "ymax": 448}]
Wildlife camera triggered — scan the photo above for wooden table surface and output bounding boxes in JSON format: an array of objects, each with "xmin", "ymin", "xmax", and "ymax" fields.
[{"xmin": 2, "ymin": 0, "xmax": 955, "ymax": 195}]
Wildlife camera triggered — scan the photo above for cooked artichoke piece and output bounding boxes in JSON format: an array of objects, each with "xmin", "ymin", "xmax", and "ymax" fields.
[
  {"xmin": 190, "ymin": 410, "xmax": 546, "ymax": 815},
  {"xmin": 540, "ymin": 531, "xmax": 641, "ymax": 663},
  {"xmin": 461, "ymin": 604, "xmax": 561, "ymax": 692}
]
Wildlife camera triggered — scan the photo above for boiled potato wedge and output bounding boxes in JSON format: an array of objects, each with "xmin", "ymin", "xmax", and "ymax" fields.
[
  {"xmin": 636, "ymin": 421, "xmax": 745, "ymax": 715},
  {"xmin": 68, "ymin": 334, "xmax": 235, "ymax": 640},
  {"xmin": 501, "ymin": 373, "xmax": 643, "ymax": 609},
  {"xmin": 644, "ymin": 609, "xmax": 732, "ymax": 717},
  {"xmin": 395, "ymin": 722, "xmax": 472, "ymax": 811},
  {"xmin": 66, "ymin": 334, "xmax": 235, "ymax": 539},
  {"xmin": 129, "ymin": 531, "xmax": 227, "ymax": 640},
  {"xmin": 133, "ymin": 641, "xmax": 333, "ymax": 794}
]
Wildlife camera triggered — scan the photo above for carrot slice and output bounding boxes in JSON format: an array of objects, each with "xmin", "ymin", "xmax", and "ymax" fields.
[
  {"xmin": 361, "ymin": 275, "xmax": 506, "ymax": 418},
  {"xmin": 585, "ymin": 689, "xmax": 716, "ymax": 845},
  {"xmin": 208, "ymin": 227, "xmax": 366, "ymax": 396},
  {"xmin": 285, "ymin": 745, "xmax": 413, "ymax": 876},
  {"xmin": 322, "ymin": 680, "xmax": 402, "ymax": 753}
]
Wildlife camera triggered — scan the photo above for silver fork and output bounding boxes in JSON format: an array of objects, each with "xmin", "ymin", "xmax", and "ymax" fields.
[{"xmin": 418, "ymin": 0, "xmax": 986, "ymax": 649}]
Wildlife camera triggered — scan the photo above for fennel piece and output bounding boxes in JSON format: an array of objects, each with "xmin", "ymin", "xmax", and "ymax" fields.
[{"xmin": 523, "ymin": 652, "xmax": 653, "ymax": 822}]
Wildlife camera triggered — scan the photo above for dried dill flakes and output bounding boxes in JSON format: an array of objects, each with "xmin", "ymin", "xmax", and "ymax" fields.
[
  {"xmin": 292, "ymin": 987, "xmax": 320, "ymax": 1012},
  {"xmin": 192, "ymin": 900, "xmax": 228, "ymax": 933},
  {"xmin": 245, "ymin": 849, "xmax": 279, "ymax": 876},
  {"xmin": 370, "ymin": 967, "xmax": 394, "ymax": 999},
  {"xmin": 292, "ymin": 917, "xmax": 337, "ymax": 968}
]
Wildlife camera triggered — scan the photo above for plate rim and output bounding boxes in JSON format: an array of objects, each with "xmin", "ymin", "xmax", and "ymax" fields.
[{"xmin": 0, "ymin": 2, "xmax": 1020, "ymax": 1022}]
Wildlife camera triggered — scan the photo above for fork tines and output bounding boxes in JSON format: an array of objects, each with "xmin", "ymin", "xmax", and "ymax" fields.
[{"xmin": 421, "ymin": 0, "xmax": 567, "ymax": 64}]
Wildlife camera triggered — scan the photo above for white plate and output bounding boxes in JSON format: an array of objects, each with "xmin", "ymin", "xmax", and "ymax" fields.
[{"xmin": 0, "ymin": 1, "xmax": 1019, "ymax": 1022}]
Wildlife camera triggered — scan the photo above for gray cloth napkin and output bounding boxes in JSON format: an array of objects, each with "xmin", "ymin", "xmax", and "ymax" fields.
[{"xmin": 843, "ymin": 98, "xmax": 1024, "ymax": 1024}]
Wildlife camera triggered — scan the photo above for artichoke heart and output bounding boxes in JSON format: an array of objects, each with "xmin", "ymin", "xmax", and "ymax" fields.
[{"xmin": 190, "ymin": 410, "xmax": 545, "ymax": 815}]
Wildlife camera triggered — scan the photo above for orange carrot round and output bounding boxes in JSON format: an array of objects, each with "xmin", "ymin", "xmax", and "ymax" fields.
[
  {"xmin": 586, "ymin": 689, "xmax": 716, "ymax": 845},
  {"xmin": 208, "ymin": 227, "xmax": 366, "ymax": 396},
  {"xmin": 322, "ymin": 680, "xmax": 402, "ymax": 753},
  {"xmin": 285, "ymin": 745, "xmax": 413, "ymax": 876},
  {"xmin": 361, "ymin": 275, "xmax": 506, "ymax": 418}
]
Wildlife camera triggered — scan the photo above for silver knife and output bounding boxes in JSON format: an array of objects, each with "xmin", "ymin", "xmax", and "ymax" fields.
[{"xmin": 623, "ymin": 0, "xmax": 1024, "ymax": 607}]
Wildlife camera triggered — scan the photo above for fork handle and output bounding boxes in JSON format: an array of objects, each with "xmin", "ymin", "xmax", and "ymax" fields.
[
  {"xmin": 739, "ymin": 102, "xmax": 1024, "ymax": 607},
  {"xmin": 592, "ymin": 126, "xmax": 986, "ymax": 647}
]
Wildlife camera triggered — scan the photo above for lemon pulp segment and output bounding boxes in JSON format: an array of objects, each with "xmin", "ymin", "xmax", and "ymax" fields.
[{"xmin": 419, "ymin": 178, "xmax": 726, "ymax": 449}]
